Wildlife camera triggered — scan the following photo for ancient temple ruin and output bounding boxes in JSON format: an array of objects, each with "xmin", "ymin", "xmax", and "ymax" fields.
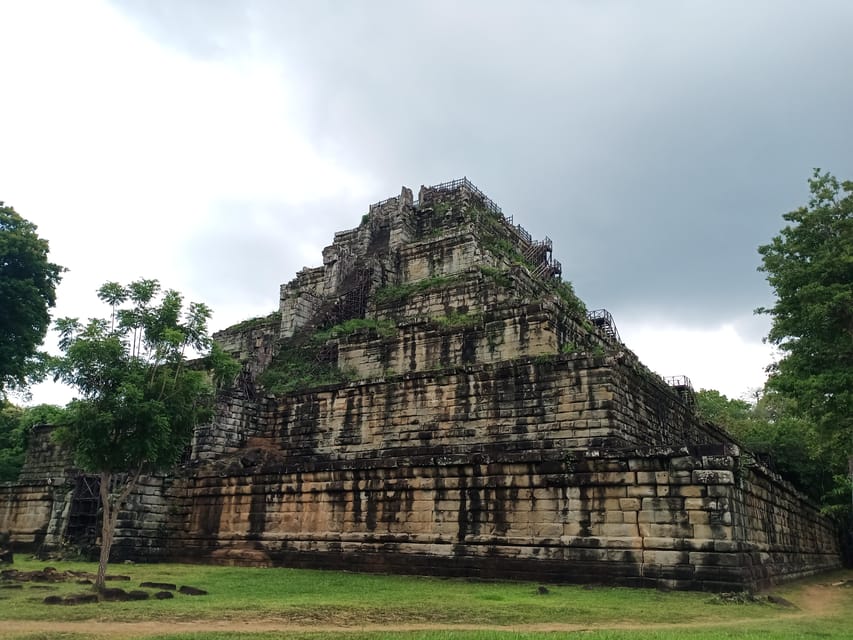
[{"xmin": 0, "ymin": 178, "xmax": 842, "ymax": 590}]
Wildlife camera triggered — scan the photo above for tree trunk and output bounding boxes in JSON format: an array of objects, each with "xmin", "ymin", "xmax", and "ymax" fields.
[
  {"xmin": 94, "ymin": 468, "xmax": 142, "ymax": 591},
  {"xmin": 95, "ymin": 471, "xmax": 113, "ymax": 590}
]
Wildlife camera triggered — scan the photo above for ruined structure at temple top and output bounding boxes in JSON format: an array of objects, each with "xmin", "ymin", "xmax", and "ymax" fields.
[{"xmin": 1, "ymin": 178, "xmax": 842, "ymax": 591}]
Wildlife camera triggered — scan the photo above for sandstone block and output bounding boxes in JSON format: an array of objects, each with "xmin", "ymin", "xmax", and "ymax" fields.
[{"xmin": 693, "ymin": 470, "xmax": 735, "ymax": 485}]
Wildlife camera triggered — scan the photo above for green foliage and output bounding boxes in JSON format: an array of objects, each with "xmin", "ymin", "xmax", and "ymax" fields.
[
  {"xmin": 314, "ymin": 317, "xmax": 395, "ymax": 340},
  {"xmin": 258, "ymin": 341, "xmax": 349, "ymax": 394},
  {"xmin": 432, "ymin": 311, "xmax": 482, "ymax": 329},
  {"xmin": 229, "ymin": 311, "xmax": 281, "ymax": 333},
  {"xmin": 466, "ymin": 207, "xmax": 586, "ymax": 318},
  {"xmin": 50, "ymin": 278, "xmax": 237, "ymax": 587},
  {"xmin": 550, "ymin": 279, "xmax": 587, "ymax": 318},
  {"xmin": 260, "ymin": 318, "xmax": 396, "ymax": 395},
  {"xmin": 695, "ymin": 389, "xmax": 834, "ymax": 501},
  {"xmin": 477, "ymin": 265, "xmax": 513, "ymax": 288},
  {"xmin": 374, "ymin": 275, "xmax": 460, "ymax": 306},
  {"xmin": 560, "ymin": 341, "xmax": 577, "ymax": 354},
  {"xmin": 0, "ymin": 203, "xmax": 65, "ymax": 393},
  {"xmin": 52, "ymin": 280, "xmax": 231, "ymax": 474},
  {"xmin": 756, "ymin": 169, "xmax": 853, "ymax": 509}
]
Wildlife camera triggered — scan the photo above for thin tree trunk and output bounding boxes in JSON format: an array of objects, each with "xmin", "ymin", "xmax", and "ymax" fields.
[
  {"xmin": 94, "ymin": 467, "xmax": 143, "ymax": 591},
  {"xmin": 95, "ymin": 471, "xmax": 113, "ymax": 590}
]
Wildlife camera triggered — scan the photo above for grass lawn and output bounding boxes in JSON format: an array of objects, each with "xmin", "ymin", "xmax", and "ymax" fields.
[{"xmin": 0, "ymin": 558, "xmax": 850, "ymax": 639}]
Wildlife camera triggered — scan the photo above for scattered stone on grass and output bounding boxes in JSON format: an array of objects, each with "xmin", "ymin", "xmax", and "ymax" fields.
[
  {"xmin": 179, "ymin": 585, "xmax": 208, "ymax": 596},
  {"xmin": 43, "ymin": 595, "xmax": 63, "ymax": 605},
  {"xmin": 0, "ymin": 584, "xmax": 23, "ymax": 589},
  {"xmin": 64, "ymin": 593, "xmax": 99, "ymax": 605},
  {"xmin": 155, "ymin": 591, "xmax": 174, "ymax": 600},
  {"xmin": 104, "ymin": 575, "xmax": 131, "ymax": 581},
  {"xmin": 537, "ymin": 586, "xmax": 549, "ymax": 595},
  {"xmin": 140, "ymin": 581, "xmax": 177, "ymax": 590},
  {"xmin": 99, "ymin": 587, "xmax": 130, "ymax": 601},
  {"xmin": 127, "ymin": 590, "xmax": 150, "ymax": 601}
]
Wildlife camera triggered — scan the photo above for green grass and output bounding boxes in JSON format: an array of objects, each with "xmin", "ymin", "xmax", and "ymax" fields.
[
  {"xmin": 314, "ymin": 318, "xmax": 396, "ymax": 341},
  {"xmin": 373, "ymin": 275, "xmax": 463, "ymax": 307},
  {"xmin": 226, "ymin": 311, "xmax": 281, "ymax": 333},
  {"xmin": 432, "ymin": 311, "xmax": 483, "ymax": 330},
  {"xmin": 1, "ymin": 560, "xmax": 850, "ymax": 639}
]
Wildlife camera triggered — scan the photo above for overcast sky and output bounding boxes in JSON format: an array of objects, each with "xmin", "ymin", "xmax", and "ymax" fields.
[{"xmin": 2, "ymin": 0, "xmax": 852, "ymax": 405}]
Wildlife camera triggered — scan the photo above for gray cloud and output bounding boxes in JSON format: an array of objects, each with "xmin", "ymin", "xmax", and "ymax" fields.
[
  {"xmin": 180, "ymin": 195, "xmax": 363, "ymax": 327},
  {"xmin": 113, "ymin": 0, "xmax": 853, "ymax": 333}
]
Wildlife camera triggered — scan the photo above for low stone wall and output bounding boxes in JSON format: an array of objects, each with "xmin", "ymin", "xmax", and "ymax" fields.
[
  {"xmin": 0, "ymin": 426, "xmax": 76, "ymax": 550},
  {"xmin": 111, "ymin": 444, "xmax": 839, "ymax": 590},
  {"xmin": 0, "ymin": 482, "xmax": 59, "ymax": 549},
  {"xmin": 733, "ymin": 464, "xmax": 841, "ymax": 584}
]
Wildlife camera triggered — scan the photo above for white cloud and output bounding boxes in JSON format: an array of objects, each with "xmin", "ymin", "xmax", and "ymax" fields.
[
  {"xmin": 0, "ymin": 0, "xmax": 372, "ymax": 405},
  {"xmin": 619, "ymin": 319, "xmax": 773, "ymax": 400}
]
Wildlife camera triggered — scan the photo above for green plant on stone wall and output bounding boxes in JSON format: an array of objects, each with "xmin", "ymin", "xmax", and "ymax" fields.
[
  {"xmin": 477, "ymin": 265, "xmax": 513, "ymax": 289},
  {"xmin": 549, "ymin": 280, "xmax": 586, "ymax": 318},
  {"xmin": 258, "ymin": 342, "xmax": 352, "ymax": 394},
  {"xmin": 373, "ymin": 274, "xmax": 462, "ymax": 306},
  {"xmin": 229, "ymin": 311, "xmax": 282, "ymax": 333},
  {"xmin": 314, "ymin": 317, "xmax": 395, "ymax": 341},
  {"xmin": 433, "ymin": 311, "xmax": 483, "ymax": 330},
  {"xmin": 561, "ymin": 342, "xmax": 577, "ymax": 354}
]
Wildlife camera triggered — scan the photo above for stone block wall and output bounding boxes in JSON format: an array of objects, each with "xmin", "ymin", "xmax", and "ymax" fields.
[
  {"xmin": 192, "ymin": 348, "xmax": 734, "ymax": 476},
  {"xmin": 214, "ymin": 315, "xmax": 281, "ymax": 382},
  {"xmin": 193, "ymin": 392, "xmax": 259, "ymax": 461},
  {"xmin": 113, "ymin": 444, "xmax": 839, "ymax": 590},
  {"xmin": 0, "ymin": 426, "xmax": 76, "ymax": 549},
  {"xmin": 732, "ymin": 464, "xmax": 841, "ymax": 583},
  {"xmin": 338, "ymin": 305, "xmax": 560, "ymax": 379}
]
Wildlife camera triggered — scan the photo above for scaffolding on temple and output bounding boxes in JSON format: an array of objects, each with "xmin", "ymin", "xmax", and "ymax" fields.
[
  {"xmin": 664, "ymin": 375, "xmax": 697, "ymax": 409},
  {"xmin": 587, "ymin": 309, "xmax": 621, "ymax": 343}
]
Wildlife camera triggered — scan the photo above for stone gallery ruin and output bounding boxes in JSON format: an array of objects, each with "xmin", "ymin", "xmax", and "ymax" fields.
[{"xmin": 0, "ymin": 178, "xmax": 842, "ymax": 590}]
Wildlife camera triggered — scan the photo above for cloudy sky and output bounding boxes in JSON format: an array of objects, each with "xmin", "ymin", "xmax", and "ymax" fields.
[{"xmin": 2, "ymin": 0, "xmax": 852, "ymax": 405}]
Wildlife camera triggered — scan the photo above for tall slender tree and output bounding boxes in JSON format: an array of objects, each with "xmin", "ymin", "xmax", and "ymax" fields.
[{"xmin": 52, "ymin": 279, "xmax": 238, "ymax": 589}]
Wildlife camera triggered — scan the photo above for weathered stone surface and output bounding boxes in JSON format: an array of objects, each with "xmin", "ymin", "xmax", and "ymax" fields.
[{"xmin": 0, "ymin": 178, "xmax": 842, "ymax": 591}]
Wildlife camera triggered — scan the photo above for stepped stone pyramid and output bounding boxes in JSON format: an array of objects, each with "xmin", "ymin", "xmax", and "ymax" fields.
[{"xmin": 0, "ymin": 179, "xmax": 841, "ymax": 590}]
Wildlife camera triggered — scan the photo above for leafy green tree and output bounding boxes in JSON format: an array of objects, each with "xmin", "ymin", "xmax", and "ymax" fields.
[
  {"xmin": 52, "ymin": 279, "xmax": 239, "ymax": 588},
  {"xmin": 757, "ymin": 169, "xmax": 853, "ymax": 514},
  {"xmin": 695, "ymin": 389, "xmax": 833, "ymax": 502},
  {"xmin": 0, "ymin": 203, "xmax": 64, "ymax": 394},
  {"xmin": 0, "ymin": 402, "xmax": 66, "ymax": 481}
]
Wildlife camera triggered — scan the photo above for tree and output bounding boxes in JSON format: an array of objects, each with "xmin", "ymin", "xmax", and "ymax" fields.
[
  {"xmin": 0, "ymin": 203, "xmax": 64, "ymax": 394},
  {"xmin": 757, "ymin": 169, "xmax": 853, "ymax": 514},
  {"xmin": 52, "ymin": 279, "xmax": 238, "ymax": 589},
  {"xmin": 695, "ymin": 389, "xmax": 832, "ymax": 502}
]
